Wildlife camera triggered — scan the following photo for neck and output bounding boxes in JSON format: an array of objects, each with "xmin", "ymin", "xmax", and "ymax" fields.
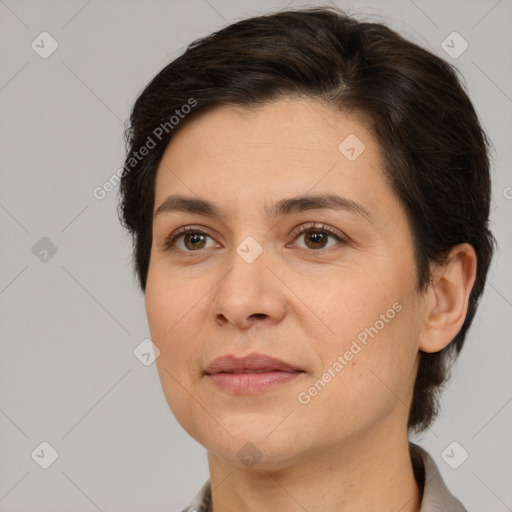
[{"xmin": 207, "ymin": 420, "xmax": 422, "ymax": 512}]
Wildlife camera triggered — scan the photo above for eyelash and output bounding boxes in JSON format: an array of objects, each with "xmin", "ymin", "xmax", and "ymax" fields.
[{"xmin": 163, "ymin": 223, "xmax": 348, "ymax": 255}]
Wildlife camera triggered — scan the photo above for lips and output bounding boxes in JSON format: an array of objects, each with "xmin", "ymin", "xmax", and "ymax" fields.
[
  {"xmin": 204, "ymin": 353, "xmax": 305, "ymax": 395},
  {"xmin": 205, "ymin": 353, "xmax": 303, "ymax": 375}
]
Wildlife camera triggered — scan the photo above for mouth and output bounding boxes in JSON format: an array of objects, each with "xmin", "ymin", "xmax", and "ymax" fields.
[{"xmin": 204, "ymin": 353, "xmax": 305, "ymax": 395}]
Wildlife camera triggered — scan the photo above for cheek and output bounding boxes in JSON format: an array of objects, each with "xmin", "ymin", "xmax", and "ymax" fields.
[
  {"xmin": 145, "ymin": 276, "xmax": 171, "ymax": 344},
  {"xmin": 333, "ymin": 300, "xmax": 419, "ymax": 401},
  {"xmin": 145, "ymin": 265, "xmax": 217, "ymax": 382},
  {"xmin": 305, "ymin": 275, "xmax": 400, "ymax": 356},
  {"xmin": 304, "ymin": 270, "xmax": 420, "ymax": 412},
  {"xmin": 145, "ymin": 273, "xmax": 205, "ymax": 432},
  {"xmin": 145, "ymin": 271, "xmax": 195, "ymax": 375},
  {"xmin": 297, "ymin": 317, "xmax": 419, "ymax": 442},
  {"xmin": 145, "ymin": 262, "xmax": 197, "ymax": 339}
]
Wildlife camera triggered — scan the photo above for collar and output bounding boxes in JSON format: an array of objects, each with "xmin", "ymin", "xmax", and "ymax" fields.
[{"xmin": 410, "ymin": 443, "xmax": 467, "ymax": 512}]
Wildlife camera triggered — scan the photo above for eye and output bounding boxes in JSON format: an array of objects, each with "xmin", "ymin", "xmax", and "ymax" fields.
[
  {"xmin": 289, "ymin": 223, "xmax": 348, "ymax": 252},
  {"xmin": 163, "ymin": 226, "xmax": 219, "ymax": 253},
  {"xmin": 163, "ymin": 223, "xmax": 348, "ymax": 255}
]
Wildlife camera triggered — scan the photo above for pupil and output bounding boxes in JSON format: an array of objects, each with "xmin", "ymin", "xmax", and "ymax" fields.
[
  {"xmin": 308, "ymin": 231, "xmax": 326, "ymax": 248},
  {"xmin": 186, "ymin": 233, "xmax": 205, "ymax": 249}
]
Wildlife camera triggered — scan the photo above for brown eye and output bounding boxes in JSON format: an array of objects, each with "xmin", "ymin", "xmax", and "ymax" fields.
[
  {"xmin": 164, "ymin": 227, "xmax": 217, "ymax": 252},
  {"xmin": 303, "ymin": 230, "xmax": 330, "ymax": 249},
  {"xmin": 182, "ymin": 232, "xmax": 208, "ymax": 250},
  {"xmin": 291, "ymin": 223, "xmax": 347, "ymax": 252}
]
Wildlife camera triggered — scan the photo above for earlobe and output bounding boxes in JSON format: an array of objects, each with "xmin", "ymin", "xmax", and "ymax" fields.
[{"xmin": 419, "ymin": 243, "xmax": 477, "ymax": 354}]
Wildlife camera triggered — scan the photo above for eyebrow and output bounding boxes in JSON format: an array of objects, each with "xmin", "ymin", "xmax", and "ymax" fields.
[{"xmin": 154, "ymin": 193, "xmax": 373, "ymax": 223}]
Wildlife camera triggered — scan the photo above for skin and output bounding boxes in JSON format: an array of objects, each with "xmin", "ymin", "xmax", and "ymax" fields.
[{"xmin": 145, "ymin": 98, "xmax": 477, "ymax": 512}]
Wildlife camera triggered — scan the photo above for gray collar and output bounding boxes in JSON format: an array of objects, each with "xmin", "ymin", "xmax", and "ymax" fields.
[{"xmin": 410, "ymin": 443, "xmax": 467, "ymax": 512}]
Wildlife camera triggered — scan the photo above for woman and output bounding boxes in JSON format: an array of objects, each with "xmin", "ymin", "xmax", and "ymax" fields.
[{"xmin": 119, "ymin": 7, "xmax": 495, "ymax": 511}]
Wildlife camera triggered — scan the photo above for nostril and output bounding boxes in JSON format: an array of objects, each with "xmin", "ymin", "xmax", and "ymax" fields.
[{"xmin": 250, "ymin": 313, "xmax": 267, "ymax": 320}]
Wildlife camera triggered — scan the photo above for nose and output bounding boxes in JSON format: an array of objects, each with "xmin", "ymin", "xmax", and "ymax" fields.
[{"xmin": 211, "ymin": 244, "xmax": 286, "ymax": 330}]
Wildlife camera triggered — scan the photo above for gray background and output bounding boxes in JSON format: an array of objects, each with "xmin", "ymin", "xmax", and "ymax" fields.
[{"xmin": 0, "ymin": 0, "xmax": 511, "ymax": 510}]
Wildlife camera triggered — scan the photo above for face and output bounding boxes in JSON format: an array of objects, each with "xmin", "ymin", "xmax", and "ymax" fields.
[{"xmin": 146, "ymin": 98, "xmax": 426, "ymax": 469}]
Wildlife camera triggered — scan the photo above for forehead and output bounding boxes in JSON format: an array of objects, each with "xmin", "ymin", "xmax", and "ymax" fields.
[{"xmin": 153, "ymin": 98, "xmax": 394, "ymax": 224}]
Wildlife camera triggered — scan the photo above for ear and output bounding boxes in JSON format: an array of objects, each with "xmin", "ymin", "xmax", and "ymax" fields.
[{"xmin": 419, "ymin": 243, "xmax": 477, "ymax": 353}]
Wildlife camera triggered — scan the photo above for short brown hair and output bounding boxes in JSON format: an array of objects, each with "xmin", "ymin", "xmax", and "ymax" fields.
[{"xmin": 119, "ymin": 6, "xmax": 495, "ymax": 432}]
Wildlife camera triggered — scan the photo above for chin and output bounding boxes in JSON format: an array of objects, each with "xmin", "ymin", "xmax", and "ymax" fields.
[{"xmin": 206, "ymin": 436, "xmax": 304, "ymax": 471}]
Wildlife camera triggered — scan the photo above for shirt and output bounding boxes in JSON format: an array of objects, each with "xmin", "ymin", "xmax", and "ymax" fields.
[{"xmin": 180, "ymin": 443, "xmax": 467, "ymax": 512}]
